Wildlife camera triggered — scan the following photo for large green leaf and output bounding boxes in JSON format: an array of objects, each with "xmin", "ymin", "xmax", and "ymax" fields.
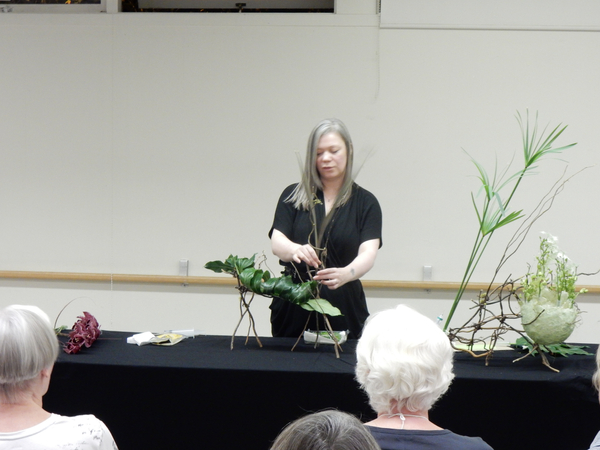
[
  {"xmin": 301, "ymin": 298, "xmax": 342, "ymax": 316},
  {"xmin": 205, "ymin": 258, "xmax": 234, "ymax": 274},
  {"xmin": 260, "ymin": 276, "xmax": 280, "ymax": 296},
  {"xmin": 238, "ymin": 267, "xmax": 257, "ymax": 287},
  {"xmin": 205, "ymin": 254, "xmax": 257, "ymax": 276},
  {"xmin": 233, "ymin": 255, "xmax": 255, "ymax": 275},
  {"xmin": 272, "ymin": 276, "xmax": 296, "ymax": 298},
  {"xmin": 288, "ymin": 281, "xmax": 318, "ymax": 305},
  {"xmin": 250, "ymin": 269, "xmax": 268, "ymax": 293}
]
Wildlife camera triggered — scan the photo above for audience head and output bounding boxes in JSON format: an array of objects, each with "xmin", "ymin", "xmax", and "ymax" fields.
[
  {"xmin": 270, "ymin": 409, "xmax": 380, "ymax": 450},
  {"xmin": 355, "ymin": 304, "xmax": 454, "ymax": 414},
  {"xmin": 593, "ymin": 346, "xmax": 600, "ymax": 397},
  {"xmin": 0, "ymin": 305, "xmax": 59, "ymax": 403}
]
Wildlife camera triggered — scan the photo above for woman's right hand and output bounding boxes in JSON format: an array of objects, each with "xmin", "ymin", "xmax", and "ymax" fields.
[
  {"xmin": 271, "ymin": 229, "xmax": 321, "ymax": 268},
  {"xmin": 291, "ymin": 243, "xmax": 321, "ymax": 268}
]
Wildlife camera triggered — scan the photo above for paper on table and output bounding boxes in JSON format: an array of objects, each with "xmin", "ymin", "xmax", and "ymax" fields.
[
  {"xmin": 152, "ymin": 333, "xmax": 185, "ymax": 346},
  {"xmin": 127, "ymin": 331, "xmax": 156, "ymax": 346},
  {"xmin": 126, "ymin": 331, "xmax": 184, "ymax": 346},
  {"xmin": 164, "ymin": 329, "xmax": 204, "ymax": 338}
]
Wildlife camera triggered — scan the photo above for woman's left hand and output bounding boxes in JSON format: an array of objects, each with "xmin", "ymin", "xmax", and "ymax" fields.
[
  {"xmin": 313, "ymin": 267, "xmax": 353, "ymax": 290},
  {"xmin": 313, "ymin": 239, "xmax": 380, "ymax": 290}
]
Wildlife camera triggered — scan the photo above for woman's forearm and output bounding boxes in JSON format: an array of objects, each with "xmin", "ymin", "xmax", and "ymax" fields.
[{"xmin": 345, "ymin": 239, "xmax": 380, "ymax": 280}]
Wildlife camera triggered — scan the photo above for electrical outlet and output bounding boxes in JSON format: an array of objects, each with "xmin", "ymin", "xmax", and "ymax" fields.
[
  {"xmin": 423, "ymin": 265, "xmax": 432, "ymax": 281},
  {"xmin": 179, "ymin": 259, "xmax": 189, "ymax": 277}
]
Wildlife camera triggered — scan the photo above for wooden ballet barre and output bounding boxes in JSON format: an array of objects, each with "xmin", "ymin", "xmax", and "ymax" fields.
[
  {"xmin": 0, "ymin": 270, "xmax": 599, "ymax": 293},
  {"xmin": 0, "ymin": 270, "xmax": 235, "ymax": 286}
]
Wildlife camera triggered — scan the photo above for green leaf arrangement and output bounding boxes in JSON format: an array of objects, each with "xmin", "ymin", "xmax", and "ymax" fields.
[
  {"xmin": 443, "ymin": 111, "xmax": 576, "ymax": 332},
  {"xmin": 512, "ymin": 337, "xmax": 591, "ymax": 357},
  {"xmin": 205, "ymin": 254, "xmax": 342, "ymax": 317}
]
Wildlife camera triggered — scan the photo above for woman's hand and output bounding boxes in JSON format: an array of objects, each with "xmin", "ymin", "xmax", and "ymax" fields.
[
  {"xmin": 291, "ymin": 243, "xmax": 321, "ymax": 268},
  {"xmin": 271, "ymin": 229, "xmax": 321, "ymax": 268},
  {"xmin": 313, "ymin": 267, "xmax": 353, "ymax": 290},
  {"xmin": 314, "ymin": 239, "xmax": 380, "ymax": 290}
]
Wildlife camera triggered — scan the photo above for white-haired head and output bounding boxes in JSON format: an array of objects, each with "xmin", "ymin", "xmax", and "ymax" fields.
[{"xmin": 355, "ymin": 304, "xmax": 454, "ymax": 414}]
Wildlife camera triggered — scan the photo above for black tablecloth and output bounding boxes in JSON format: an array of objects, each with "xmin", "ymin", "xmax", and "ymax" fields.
[{"xmin": 45, "ymin": 332, "xmax": 600, "ymax": 450}]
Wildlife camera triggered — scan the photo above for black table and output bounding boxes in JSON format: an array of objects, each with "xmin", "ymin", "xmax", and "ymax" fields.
[{"xmin": 45, "ymin": 332, "xmax": 600, "ymax": 450}]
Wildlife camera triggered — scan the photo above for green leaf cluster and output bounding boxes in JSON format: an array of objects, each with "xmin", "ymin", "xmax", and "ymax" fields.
[
  {"xmin": 513, "ymin": 336, "xmax": 591, "ymax": 357},
  {"xmin": 554, "ymin": 254, "xmax": 581, "ymax": 302},
  {"xmin": 205, "ymin": 254, "xmax": 342, "ymax": 317}
]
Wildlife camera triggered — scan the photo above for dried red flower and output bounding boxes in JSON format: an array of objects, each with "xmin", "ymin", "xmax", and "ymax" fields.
[{"xmin": 63, "ymin": 311, "xmax": 101, "ymax": 354}]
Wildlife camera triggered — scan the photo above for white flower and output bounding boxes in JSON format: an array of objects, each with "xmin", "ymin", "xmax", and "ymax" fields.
[
  {"xmin": 540, "ymin": 232, "xmax": 559, "ymax": 255},
  {"xmin": 520, "ymin": 231, "xmax": 582, "ymax": 345},
  {"xmin": 540, "ymin": 231, "xmax": 558, "ymax": 244}
]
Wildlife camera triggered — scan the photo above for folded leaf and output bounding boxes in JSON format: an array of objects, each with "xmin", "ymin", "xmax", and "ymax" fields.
[
  {"xmin": 301, "ymin": 298, "xmax": 342, "ymax": 316},
  {"xmin": 205, "ymin": 260, "xmax": 234, "ymax": 274}
]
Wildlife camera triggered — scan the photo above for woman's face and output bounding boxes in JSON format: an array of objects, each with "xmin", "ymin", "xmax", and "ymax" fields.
[{"xmin": 316, "ymin": 132, "xmax": 347, "ymax": 183}]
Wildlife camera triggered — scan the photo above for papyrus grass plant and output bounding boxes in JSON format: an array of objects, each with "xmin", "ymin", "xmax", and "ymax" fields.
[{"xmin": 443, "ymin": 111, "xmax": 576, "ymax": 332}]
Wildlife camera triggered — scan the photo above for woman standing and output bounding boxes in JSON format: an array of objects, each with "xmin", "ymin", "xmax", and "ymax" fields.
[{"xmin": 269, "ymin": 118, "xmax": 382, "ymax": 339}]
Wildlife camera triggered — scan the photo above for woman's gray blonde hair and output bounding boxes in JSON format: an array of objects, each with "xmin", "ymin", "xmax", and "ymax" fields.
[
  {"xmin": 355, "ymin": 304, "xmax": 455, "ymax": 414},
  {"xmin": 270, "ymin": 409, "xmax": 380, "ymax": 450},
  {"xmin": 0, "ymin": 305, "xmax": 59, "ymax": 403},
  {"xmin": 287, "ymin": 118, "xmax": 355, "ymax": 210}
]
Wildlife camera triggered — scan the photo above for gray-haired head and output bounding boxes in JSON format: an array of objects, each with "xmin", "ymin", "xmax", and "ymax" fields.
[
  {"xmin": 0, "ymin": 305, "xmax": 59, "ymax": 403},
  {"xmin": 355, "ymin": 304, "xmax": 454, "ymax": 414},
  {"xmin": 270, "ymin": 409, "xmax": 380, "ymax": 450},
  {"xmin": 288, "ymin": 118, "xmax": 355, "ymax": 210}
]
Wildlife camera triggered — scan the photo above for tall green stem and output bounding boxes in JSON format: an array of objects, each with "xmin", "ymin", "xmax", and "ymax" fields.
[{"xmin": 443, "ymin": 111, "xmax": 575, "ymax": 332}]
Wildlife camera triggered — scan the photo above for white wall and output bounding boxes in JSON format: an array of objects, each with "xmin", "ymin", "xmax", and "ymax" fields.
[{"xmin": 1, "ymin": 2, "xmax": 600, "ymax": 343}]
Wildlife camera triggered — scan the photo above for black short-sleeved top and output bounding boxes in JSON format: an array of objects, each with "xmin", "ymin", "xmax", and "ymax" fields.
[{"xmin": 268, "ymin": 182, "xmax": 382, "ymax": 339}]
